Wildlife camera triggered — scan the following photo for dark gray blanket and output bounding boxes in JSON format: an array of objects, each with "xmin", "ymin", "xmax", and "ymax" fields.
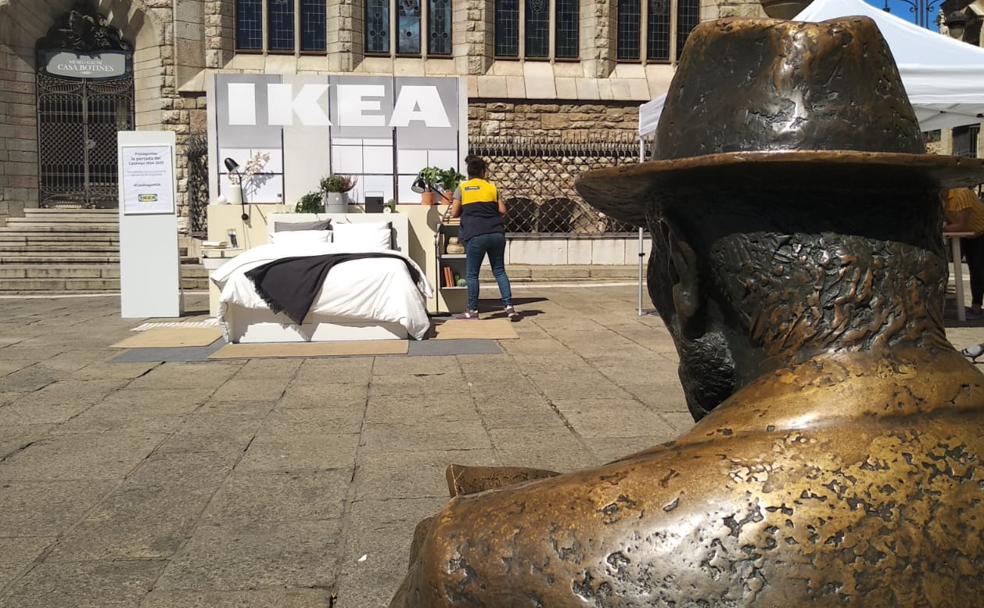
[{"xmin": 245, "ymin": 252, "xmax": 423, "ymax": 325}]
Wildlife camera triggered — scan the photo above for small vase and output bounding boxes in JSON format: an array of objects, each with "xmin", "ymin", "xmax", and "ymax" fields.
[
  {"xmin": 228, "ymin": 185, "xmax": 244, "ymax": 205},
  {"xmin": 446, "ymin": 237, "xmax": 465, "ymax": 255},
  {"xmin": 324, "ymin": 192, "xmax": 347, "ymax": 213}
]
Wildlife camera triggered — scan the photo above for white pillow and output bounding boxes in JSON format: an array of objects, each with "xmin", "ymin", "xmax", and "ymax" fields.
[
  {"xmin": 270, "ymin": 230, "xmax": 333, "ymax": 246},
  {"xmin": 332, "ymin": 222, "xmax": 392, "ymax": 251}
]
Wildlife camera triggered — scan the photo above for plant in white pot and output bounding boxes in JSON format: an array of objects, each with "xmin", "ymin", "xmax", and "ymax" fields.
[{"xmin": 320, "ymin": 175, "xmax": 358, "ymax": 213}]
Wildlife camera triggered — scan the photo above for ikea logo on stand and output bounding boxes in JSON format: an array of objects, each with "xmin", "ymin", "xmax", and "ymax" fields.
[{"xmin": 226, "ymin": 82, "xmax": 453, "ymax": 128}]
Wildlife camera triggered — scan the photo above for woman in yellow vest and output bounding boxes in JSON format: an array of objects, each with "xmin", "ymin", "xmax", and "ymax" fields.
[
  {"xmin": 451, "ymin": 158, "xmax": 518, "ymax": 320},
  {"xmin": 943, "ymin": 187, "xmax": 984, "ymax": 318}
]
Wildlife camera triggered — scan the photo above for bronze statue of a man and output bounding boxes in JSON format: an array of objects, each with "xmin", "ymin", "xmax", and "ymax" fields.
[{"xmin": 391, "ymin": 17, "xmax": 984, "ymax": 607}]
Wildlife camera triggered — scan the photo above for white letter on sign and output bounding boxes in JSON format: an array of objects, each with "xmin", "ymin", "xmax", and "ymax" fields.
[
  {"xmin": 227, "ymin": 83, "xmax": 256, "ymax": 126},
  {"xmin": 337, "ymin": 85, "xmax": 386, "ymax": 127},
  {"xmin": 390, "ymin": 86, "xmax": 451, "ymax": 128},
  {"xmin": 267, "ymin": 83, "xmax": 331, "ymax": 126}
]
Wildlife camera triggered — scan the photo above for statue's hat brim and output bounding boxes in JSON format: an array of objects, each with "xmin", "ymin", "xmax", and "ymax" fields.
[{"xmin": 575, "ymin": 151, "xmax": 984, "ymax": 227}]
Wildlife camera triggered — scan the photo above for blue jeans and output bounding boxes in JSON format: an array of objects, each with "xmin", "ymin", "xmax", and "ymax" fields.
[{"xmin": 465, "ymin": 232, "xmax": 512, "ymax": 311}]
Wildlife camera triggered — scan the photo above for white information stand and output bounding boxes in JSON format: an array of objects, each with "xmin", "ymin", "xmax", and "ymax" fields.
[{"xmin": 118, "ymin": 131, "xmax": 182, "ymax": 318}]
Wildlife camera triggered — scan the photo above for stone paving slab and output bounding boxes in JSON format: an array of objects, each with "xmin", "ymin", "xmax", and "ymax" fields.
[{"xmin": 0, "ymin": 287, "xmax": 980, "ymax": 607}]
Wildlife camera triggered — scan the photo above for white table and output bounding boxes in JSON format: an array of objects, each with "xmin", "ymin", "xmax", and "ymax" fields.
[{"xmin": 944, "ymin": 232, "xmax": 974, "ymax": 322}]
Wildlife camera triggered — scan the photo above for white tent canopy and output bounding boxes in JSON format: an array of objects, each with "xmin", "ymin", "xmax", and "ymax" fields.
[{"xmin": 638, "ymin": 0, "xmax": 984, "ymax": 137}]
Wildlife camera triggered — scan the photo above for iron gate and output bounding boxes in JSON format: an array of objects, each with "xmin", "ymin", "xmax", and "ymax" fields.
[{"xmin": 36, "ymin": 71, "xmax": 134, "ymax": 208}]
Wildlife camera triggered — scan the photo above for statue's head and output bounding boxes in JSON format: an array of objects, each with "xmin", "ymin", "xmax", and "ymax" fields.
[{"xmin": 578, "ymin": 17, "xmax": 984, "ymax": 420}]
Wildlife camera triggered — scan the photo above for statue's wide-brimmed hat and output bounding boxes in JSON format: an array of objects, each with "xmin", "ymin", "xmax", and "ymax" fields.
[{"xmin": 576, "ymin": 17, "xmax": 984, "ymax": 226}]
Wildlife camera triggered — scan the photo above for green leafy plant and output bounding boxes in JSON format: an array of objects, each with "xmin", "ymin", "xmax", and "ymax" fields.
[
  {"xmin": 295, "ymin": 191, "xmax": 323, "ymax": 213},
  {"xmin": 417, "ymin": 167, "xmax": 443, "ymax": 192},
  {"xmin": 320, "ymin": 175, "xmax": 358, "ymax": 193},
  {"xmin": 438, "ymin": 167, "xmax": 465, "ymax": 194}
]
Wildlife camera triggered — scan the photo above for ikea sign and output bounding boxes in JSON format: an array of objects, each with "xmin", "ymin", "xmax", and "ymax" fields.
[{"xmin": 227, "ymin": 82, "xmax": 452, "ymax": 128}]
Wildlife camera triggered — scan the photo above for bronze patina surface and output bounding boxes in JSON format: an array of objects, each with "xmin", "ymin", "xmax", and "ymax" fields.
[{"xmin": 390, "ymin": 18, "xmax": 984, "ymax": 607}]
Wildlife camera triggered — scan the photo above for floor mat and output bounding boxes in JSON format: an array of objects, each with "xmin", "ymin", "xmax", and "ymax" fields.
[
  {"xmin": 408, "ymin": 339, "xmax": 502, "ymax": 356},
  {"xmin": 131, "ymin": 319, "xmax": 219, "ymax": 331},
  {"xmin": 112, "ymin": 327, "xmax": 224, "ymax": 348},
  {"xmin": 209, "ymin": 340, "xmax": 409, "ymax": 359},
  {"xmin": 431, "ymin": 319, "xmax": 519, "ymax": 340},
  {"xmin": 111, "ymin": 340, "xmax": 227, "ymax": 363}
]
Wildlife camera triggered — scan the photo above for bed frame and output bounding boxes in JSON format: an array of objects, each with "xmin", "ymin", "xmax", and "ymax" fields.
[{"xmin": 224, "ymin": 213, "xmax": 414, "ymax": 344}]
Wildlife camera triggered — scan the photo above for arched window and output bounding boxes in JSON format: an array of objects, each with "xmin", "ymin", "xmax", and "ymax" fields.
[
  {"xmin": 235, "ymin": 0, "xmax": 328, "ymax": 53},
  {"xmin": 616, "ymin": 0, "xmax": 698, "ymax": 62},
  {"xmin": 364, "ymin": 0, "xmax": 454, "ymax": 56},
  {"xmin": 494, "ymin": 0, "xmax": 579, "ymax": 59}
]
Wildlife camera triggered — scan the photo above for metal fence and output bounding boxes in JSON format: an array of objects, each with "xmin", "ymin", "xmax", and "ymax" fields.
[
  {"xmin": 469, "ymin": 136, "xmax": 640, "ymax": 235},
  {"xmin": 187, "ymin": 135, "xmax": 209, "ymax": 235}
]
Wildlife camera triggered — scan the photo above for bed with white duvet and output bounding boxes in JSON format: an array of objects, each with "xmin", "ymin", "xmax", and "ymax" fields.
[{"xmin": 210, "ymin": 217, "xmax": 433, "ymax": 343}]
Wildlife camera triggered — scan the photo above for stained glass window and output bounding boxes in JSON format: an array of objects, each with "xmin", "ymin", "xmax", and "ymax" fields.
[
  {"xmin": 524, "ymin": 0, "xmax": 549, "ymax": 58},
  {"xmin": 554, "ymin": 0, "xmax": 579, "ymax": 59},
  {"xmin": 647, "ymin": 0, "xmax": 670, "ymax": 60},
  {"xmin": 301, "ymin": 0, "xmax": 327, "ymax": 52},
  {"xmin": 428, "ymin": 0, "xmax": 452, "ymax": 56},
  {"xmin": 398, "ymin": 0, "xmax": 422, "ymax": 54},
  {"xmin": 495, "ymin": 0, "xmax": 519, "ymax": 57},
  {"xmin": 617, "ymin": 0, "xmax": 642, "ymax": 61},
  {"xmin": 236, "ymin": 0, "xmax": 263, "ymax": 50},
  {"xmin": 675, "ymin": 0, "xmax": 699, "ymax": 59},
  {"xmin": 366, "ymin": 0, "xmax": 391, "ymax": 54},
  {"xmin": 267, "ymin": 0, "xmax": 295, "ymax": 51}
]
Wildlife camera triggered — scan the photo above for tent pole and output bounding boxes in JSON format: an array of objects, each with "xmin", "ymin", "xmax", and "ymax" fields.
[{"xmin": 638, "ymin": 138, "xmax": 647, "ymax": 316}]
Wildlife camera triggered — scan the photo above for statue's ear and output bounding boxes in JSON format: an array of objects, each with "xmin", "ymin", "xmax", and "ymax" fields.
[{"xmin": 669, "ymin": 235, "xmax": 700, "ymax": 329}]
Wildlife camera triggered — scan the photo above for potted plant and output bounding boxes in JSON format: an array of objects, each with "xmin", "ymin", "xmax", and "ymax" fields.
[
  {"xmin": 415, "ymin": 166, "xmax": 443, "ymax": 205},
  {"xmin": 437, "ymin": 167, "xmax": 465, "ymax": 204},
  {"xmin": 320, "ymin": 175, "xmax": 358, "ymax": 213},
  {"xmin": 295, "ymin": 191, "xmax": 323, "ymax": 214}
]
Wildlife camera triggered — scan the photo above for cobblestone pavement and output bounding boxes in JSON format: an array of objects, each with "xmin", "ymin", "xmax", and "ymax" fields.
[{"xmin": 0, "ymin": 287, "xmax": 981, "ymax": 607}]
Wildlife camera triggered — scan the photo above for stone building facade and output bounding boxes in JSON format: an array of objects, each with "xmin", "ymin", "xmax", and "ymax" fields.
[{"xmin": 1, "ymin": 0, "xmax": 767, "ymax": 223}]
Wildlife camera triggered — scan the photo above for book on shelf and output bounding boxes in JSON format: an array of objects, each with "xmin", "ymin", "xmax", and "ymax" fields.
[{"xmin": 443, "ymin": 266, "xmax": 454, "ymax": 288}]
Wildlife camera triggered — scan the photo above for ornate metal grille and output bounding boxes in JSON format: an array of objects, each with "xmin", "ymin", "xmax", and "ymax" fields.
[
  {"xmin": 554, "ymin": 0, "xmax": 579, "ymax": 58},
  {"xmin": 36, "ymin": 72, "xmax": 134, "ymax": 208},
  {"xmin": 268, "ymin": 0, "xmax": 295, "ymax": 51},
  {"xmin": 470, "ymin": 137, "xmax": 640, "ymax": 235},
  {"xmin": 366, "ymin": 0, "xmax": 391, "ymax": 54},
  {"xmin": 236, "ymin": 0, "xmax": 263, "ymax": 50},
  {"xmin": 428, "ymin": 0, "xmax": 452, "ymax": 55},
  {"xmin": 398, "ymin": 0, "xmax": 422, "ymax": 54},
  {"xmin": 495, "ymin": 0, "xmax": 520, "ymax": 57},
  {"xmin": 187, "ymin": 136, "xmax": 210, "ymax": 235},
  {"xmin": 617, "ymin": 0, "xmax": 642, "ymax": 60},
  {"xmin": 300, "ymin": 0, "xmax": 327, "ymax": 52},
  {"xmin": 647, "ymin": 0, "xmax": 670, "ymax": 60},
  {"xmin": 524, "ymin": 0, "xmax": 550, "ymax": 58},
  {"xmin": 676, "ymin": 0, "xmax": 699, "ymax": 59}
]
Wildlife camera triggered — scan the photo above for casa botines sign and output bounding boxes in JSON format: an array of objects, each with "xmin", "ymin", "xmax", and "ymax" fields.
[{"xmin": 44, "ymin": 51, "xmax": 128, "ymax": 79}]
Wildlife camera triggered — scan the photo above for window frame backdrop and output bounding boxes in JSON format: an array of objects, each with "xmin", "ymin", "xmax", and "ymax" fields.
[
  {"xmin": 616, "ymin": 0, "xmax": 699, "ymax": 64},
  {"xmin": 364, "ymin": 0, "xmax": 454, "ymax": 58},
  {"xmin": 494, "ymin": 0, "xmax": 580, "ymax": 60},
  {"xmin": 235, "ymin": 0, "xmax": 329, "ymax": 54}
]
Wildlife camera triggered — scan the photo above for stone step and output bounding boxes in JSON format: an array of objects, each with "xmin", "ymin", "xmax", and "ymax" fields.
[
  {"xmin": 0, "ymin": 244, "xmax": 120, "ymax": 252},
  {"xmin": 2, "ymin": 221, "xmax": 120, "ymax": 230},
  {"xmin": 0, "ymin": 225, "xmax": 119, "ymax": 233},
  {"xmin": 0, "ymin": 269, "xmax": 209, "ymax": 293},
  {"xmin": 0, "ymin": 255, "xmax": 198, "ymax": 264},
  {"xmin": 0, "ymin": 264, "xmax": 208, "ymax": 280},
  {"xmin": 0, "ymin": 236, "xmax": 120, "ymax": 245},
  {"xmin": 17, "ymin": 215, "xmax": 117, "ymax": 223},
  {"xmin": 0, "ymin": 278, "xmax": 210, "ymax": 293},
  {"xmin": 25, "ymin": 208, "xmax": 118, "ymax": 215}
]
